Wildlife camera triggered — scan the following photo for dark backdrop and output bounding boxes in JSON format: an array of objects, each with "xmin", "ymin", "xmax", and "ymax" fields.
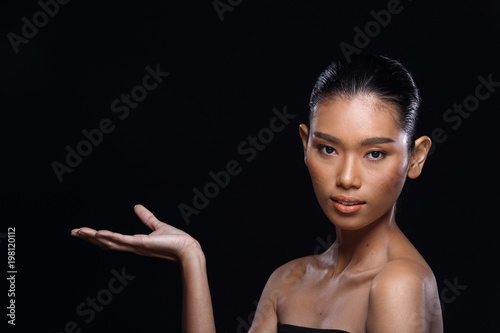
[{"xmin": 2, "ymin": 0, "xmax": 499, "ymax": 332}]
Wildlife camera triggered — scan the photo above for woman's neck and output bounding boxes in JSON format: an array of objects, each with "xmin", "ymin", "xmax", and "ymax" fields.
[{"xmin": 330, "ymin": 207, "xmax": 400, "ymax": 275}]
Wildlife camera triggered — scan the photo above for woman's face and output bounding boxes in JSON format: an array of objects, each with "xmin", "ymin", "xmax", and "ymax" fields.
[{"xmin": 300, "ymin": 94, "xmax": 413, "ymax": 231}]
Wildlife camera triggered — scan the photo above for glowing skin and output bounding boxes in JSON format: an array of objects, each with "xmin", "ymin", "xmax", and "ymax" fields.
[
  {"xmin": 244, "ymin": 95, "xmax": 440, "ymax": 333},
  {"xmin": 71, "ymin": 94, "xmax": 442, "ymax": 333},
  {"xmin": 300, "ymin": 95, "xmax": 412, "ymax": 232}
]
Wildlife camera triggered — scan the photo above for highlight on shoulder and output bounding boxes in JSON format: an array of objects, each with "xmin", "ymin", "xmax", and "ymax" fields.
[{"xmin": 367, "ymin": 258, "xmax": 443, "ymax": 332}]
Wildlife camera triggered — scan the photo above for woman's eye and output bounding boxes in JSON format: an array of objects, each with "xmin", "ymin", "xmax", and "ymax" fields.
[
  {"xmin": 318, "ymin": 145, "xmax": 336, "ymax": 155},
  {"xmin": 366, "ymin": 150, "xmax": 386, "ymax": 160}
]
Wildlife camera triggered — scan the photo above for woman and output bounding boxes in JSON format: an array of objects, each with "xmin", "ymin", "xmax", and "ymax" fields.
[{"xmin": 71, "ymin": 54, "xmax": 444, "ymax": 333}]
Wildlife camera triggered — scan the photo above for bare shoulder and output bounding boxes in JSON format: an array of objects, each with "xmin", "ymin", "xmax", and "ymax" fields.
[
  {"xmin": 248, "ymin": 255, "xmax": 317, "ymax": 333},
  {"xmin": 367, "ymin": 258, "xmax": 443, "ymax": 332},
  {"xmin": 369, "ymin": 258, "xmax": 439, "ymax": 310},
  {"xmin": 372, "ymin": 257, "xmax": 434, "ymax": 290},
  {"xmin": 265, "ymin": 255, "xmax": 315, "ymax": 292}
]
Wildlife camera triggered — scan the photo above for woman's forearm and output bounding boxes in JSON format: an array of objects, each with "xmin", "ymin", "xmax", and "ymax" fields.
[
  {"xmin": 179, "ymin": 245, "xmax": 216, "ymax": 333},
  {"xmin": 71, "ymin": 205, "xmax": 217, "ymax": 333}
]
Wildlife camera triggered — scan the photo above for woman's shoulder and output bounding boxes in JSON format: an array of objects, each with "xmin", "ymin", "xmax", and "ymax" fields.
[
  {"xmin": 372, "ymin": 256, "xmax": 435, "ymax": 290},
  {"xmin": 371, "ymin": 232, "xmax": 438, "ymax": 299},
  {"xmin": 370, "ymin": 256, "xmax": 441, "ymax": 314},
  {"xmin": 264, "ymin": 254, "xmax": 321, "ymax": 290},
  {"xmin": 366, "ymin": 257, "xmax": 443, "ymax": 330}
]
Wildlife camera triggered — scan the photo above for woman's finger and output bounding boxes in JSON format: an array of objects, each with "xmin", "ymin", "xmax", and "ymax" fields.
[
  {"xmin": 73, "ymin": 229, "xmax": 143, "ymax": 253},
  {"xmin": 72, "ymin": 228, "xmax": 112, "ymax": 250},
  {"xmin": 95, "ymin": 230, "xmax": 138, "ymax": 244},
  {"xmin": 94, "ymin": 233, "xmax": 142, "ymax": 253},
  {"xmin": 94, "ymin": 232, "xmax": 175, "ymax": 259},
  {"xmin": 133, "ymin": 204, "xmax": 164, "ymax": 231},
  {"xmin": 95, "ymin": 230, "xmax": 150, "ymax": 249}
]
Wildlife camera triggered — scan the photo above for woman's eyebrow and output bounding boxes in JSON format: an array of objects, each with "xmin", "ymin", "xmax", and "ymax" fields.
[
  {"xmin": 313, "ymin": 131, "xmax": 395, "ymax": 146},
  {"xmin": 359, "ymin": 137, "xmax": 395, "ymax": 145},
  {"xmin": 313, "ymin": 131, "xmax": 341, "ymax": 144}
]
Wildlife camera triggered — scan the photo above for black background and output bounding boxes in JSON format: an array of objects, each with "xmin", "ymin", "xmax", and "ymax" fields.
[{"xmin": 2, "ymin": 0, "xmax": 499, "ymax": 332}]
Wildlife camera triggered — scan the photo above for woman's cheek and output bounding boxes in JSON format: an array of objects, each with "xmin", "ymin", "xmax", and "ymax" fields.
[
  {"xmin": 374, "ymin": 163, "xmax": 407, "ymax": 198},
  {"xmin": 307, "ymin": 161, "xmax": 332, "ymax": 198}
]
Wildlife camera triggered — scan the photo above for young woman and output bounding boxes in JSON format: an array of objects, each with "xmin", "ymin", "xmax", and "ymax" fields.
[{"xmin": 71, "ymin": 54, "xmax": 444, "ymax": 333}]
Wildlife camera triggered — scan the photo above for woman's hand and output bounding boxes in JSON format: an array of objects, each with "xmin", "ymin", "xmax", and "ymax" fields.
[
  {"xmin": 72, "ymin": 204, "xmax": 216, "ymax": 333},
  {"xmin": 71, "ymin": 204, "xmax": 200, "ymax": 263}
]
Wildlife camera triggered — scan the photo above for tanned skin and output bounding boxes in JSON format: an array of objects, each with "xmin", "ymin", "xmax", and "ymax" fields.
[{"xmin": 72, "ymin": 94, "xmax": 443, "ymax": 333}]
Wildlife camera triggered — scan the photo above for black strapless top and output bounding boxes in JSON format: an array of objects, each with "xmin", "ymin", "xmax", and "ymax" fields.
[{"xmin": 278, "ymin": 323, "xmax": 350, "ymax": 333}]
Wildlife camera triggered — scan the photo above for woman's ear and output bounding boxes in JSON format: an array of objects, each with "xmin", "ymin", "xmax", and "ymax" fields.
[
  {"xmin": 407, "ymin": 136, "xmax": 432, "ymax": 179},
  {"xmin": 299, "ymin": 123, "xmax": 309, "ymax": 163}
]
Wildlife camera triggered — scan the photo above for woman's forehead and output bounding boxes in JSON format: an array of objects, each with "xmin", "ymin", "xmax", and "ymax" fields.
[{"xmin": 311, "ymin": 95, "xmax": 403, "ymax": 138}]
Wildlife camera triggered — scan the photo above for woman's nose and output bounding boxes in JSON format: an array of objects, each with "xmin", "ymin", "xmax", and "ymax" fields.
[{"xmin": 336, "ymin": 155, "xmax": 362, "ymax": 189}]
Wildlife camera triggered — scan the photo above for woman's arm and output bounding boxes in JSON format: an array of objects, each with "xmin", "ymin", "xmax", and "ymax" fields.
[
  {"xmin": 180, "ymin": 246, "xmax": 216, "ymax": 333},
  {"xmin": 366, "ymin": 259, "xmax": 443, "ymax": 333},
  {"xmin": 71, "ymin": 204, "xmax": 216, "ymax": 333}
]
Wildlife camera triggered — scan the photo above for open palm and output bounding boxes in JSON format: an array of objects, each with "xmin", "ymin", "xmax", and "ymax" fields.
[{"xmin": 71, "ymin": 204, "xmax": 199, "ymax": 262}]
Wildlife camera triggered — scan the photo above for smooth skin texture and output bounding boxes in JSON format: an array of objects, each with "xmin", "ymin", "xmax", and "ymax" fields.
[
  {"xmin": 72, "ymin": 94, "xmax": 443, "ymax": 333},
  {"xmin": 248, "ymin": 95, "xmax": 442, "ymax": 333}
]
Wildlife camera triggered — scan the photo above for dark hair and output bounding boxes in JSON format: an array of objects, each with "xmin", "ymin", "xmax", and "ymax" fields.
[{"xmin": 309, "ymin": 54, "xmax": 421, "ymax": 150}]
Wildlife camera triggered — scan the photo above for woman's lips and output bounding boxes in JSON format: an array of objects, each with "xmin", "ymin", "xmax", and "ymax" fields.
[{"xmin": 331, "ymin": 196, "xmax": 366, "ymax": 214}]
